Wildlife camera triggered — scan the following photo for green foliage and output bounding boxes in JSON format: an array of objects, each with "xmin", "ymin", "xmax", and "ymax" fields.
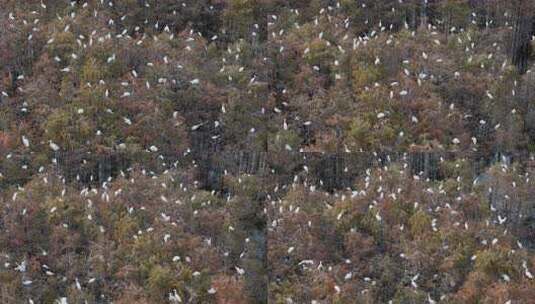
[
  {"xmin": 474, "ymin": 249, "xmax": 516, "ymax": 278},
  {"xmin": 47, "ymin": 31, "xmax": 76, "ymax": 58},
  {"xmin": 147, "ymin": 265, "xmax": 180, "ymax": 301},
  {"xmin": 268, "ymin": 129, "xmax": 301, "ymax": 152},
  {"xmin": 392, "ymin": 288, "xmax": 427, "ymax": 304},
  {"xmin": 352, "ymin": 62, "xmax": 385, "ymax": 88},
  {"xmin": 409, "ymin": 211, "xmax": 432, "ymax": 239},
  {"xmin": 80, "ymin": 57, "xmax": 105, "ymax": 83},
  {"xmin": 223, "ymin": 0, "xmax": 258, "ymax": 39},
  {"xmin": 347, "ymin": 117, "xmax": 376, "ymax": 150},
  {"xmin": 44, "ymin": 109, "xmax": 93, "ymax": 149},
  {"xmin": 303, "ymin": 38, "xmax": 334, "ymax": 67},
  {"xmin": 435, "ymin": 0, "xmax": 471, "ymax": 28}
]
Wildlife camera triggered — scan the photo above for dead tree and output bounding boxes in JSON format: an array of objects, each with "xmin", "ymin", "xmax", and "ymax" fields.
[{"xmin": 511, "ymin": 1, "xmax": 534, "ymax": 74}]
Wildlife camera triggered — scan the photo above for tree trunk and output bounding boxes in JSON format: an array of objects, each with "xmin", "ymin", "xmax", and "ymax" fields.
[
  {"xmin": 420, "ymin": 0, "xmax": 428, "ymax": 28},
  {"xmin": 511, "ymin": 3, "xmax": 534, "ymax": 74}
]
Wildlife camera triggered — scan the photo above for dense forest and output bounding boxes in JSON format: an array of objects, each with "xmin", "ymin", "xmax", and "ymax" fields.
[{"xmin": 1, "ymin": 0, "xmax": 535, "ymax": 303}]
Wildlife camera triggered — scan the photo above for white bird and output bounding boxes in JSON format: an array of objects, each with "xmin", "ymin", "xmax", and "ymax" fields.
[
  {"xmin": 15, "ymin": 260, "xmax": 27, "ymax": 272},
  {"xmin": 411, "ymin": 274, "xmax": 419, "ymax": 288},
  {"xmin": 55, "ymin": 298, "xmax": 68, "ymax": 304},
  {"xmin": 21, "ymin": 135, "xmax": 30, "ymax": 147},
  {"xmin": 235, "ymin": 266, "xmax": 245, "ymax": 275},
  {"xmin": 49, "ymin": 141, "xmax": 60, "ymax": 151},
  {"xmin": 161, "ymin": 213, "xmax": 171, "ymax": 221},
  {"xmin": 191, "ymin": 123, "xmax": 204, "ymax": 131},
  {"xmin": 375, "ymin": 212, "xmax": 382, "ymax": 221},
  {"xmin": 168, "ymin": 289, "xmax": 182, "ymax": 303}
]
